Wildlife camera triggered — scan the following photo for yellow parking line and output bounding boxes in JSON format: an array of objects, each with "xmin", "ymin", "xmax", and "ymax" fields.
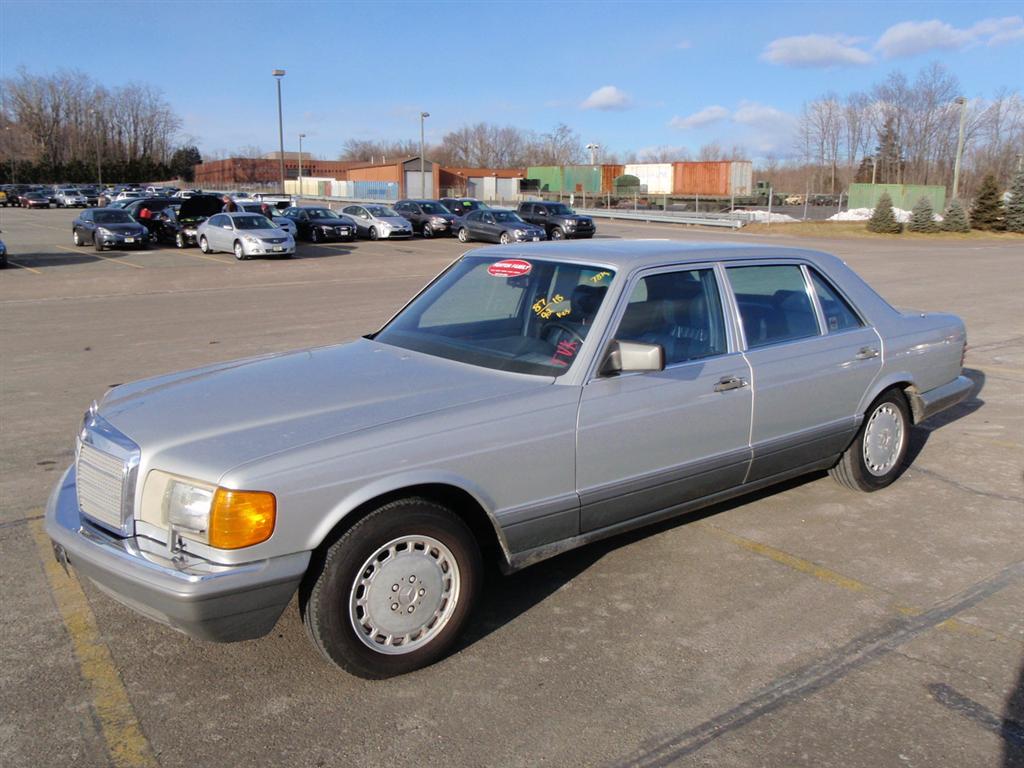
[
  {"xmin": 30, "ymin": 519, "xmax": 158, "ymax": 767},
  {"xmin": 54, "ymin": 245, "xmax": 144, "ymax": 269},
  {"xmin": 7, "ymin": 260, "xmax": 42, "ymax": 274}
]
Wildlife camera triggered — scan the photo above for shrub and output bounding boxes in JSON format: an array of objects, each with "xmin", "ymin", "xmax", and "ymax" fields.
[
  {"xmin": 970, "ymin": 174, "xmax": 1004, "ymax": 230},
  {"xmin": 941, "ymin": 199, "xmax": 970, "ymax": 232},
  {"xmin": 1005, "ymin": 170, "xmax": 1024, "ymax": 233},
  {"xmin": 907, "ymin": 197, "xmax": 939, "ymax": 233},
  {"xmin": 867, "ymin": 192, "xmax": 902, "ymax": 233}
]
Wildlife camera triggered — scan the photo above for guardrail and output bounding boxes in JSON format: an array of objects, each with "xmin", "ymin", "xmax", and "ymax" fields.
[{"xmin": 572, "ymin": 208, "xmax": 747, "ymax": 229}]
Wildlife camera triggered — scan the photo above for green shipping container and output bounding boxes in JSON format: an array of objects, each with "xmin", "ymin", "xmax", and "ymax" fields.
[
  {"xmin": 848, "ymin": 183, "xmax": 946, "ymax": 213},
  {"xmin": 527, "ymin": 166, "xmax": 564, "ymax": 193},
  {"xmin": 562, "ymin": 165, "xmax": 602, "ymax": 194}
]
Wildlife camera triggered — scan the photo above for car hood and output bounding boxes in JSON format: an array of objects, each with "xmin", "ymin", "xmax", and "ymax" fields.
[
  {"xmin": 377, "ymin": 217, "xmax": 411, "ymax": 227},
  {"xmin": 98, "ymin": 223, "xmax": 146, "ymax": 234},
  {"xmin": 241, "ymin": 227, "xmax": 290, "ymax": 239},
  {"xmin": 179, "ymin": 195, "xmax": 223, "ymax": 218},
  {"xmin": 309, "ymin": 217, "xmax": 354, "ymax": 226},
  {"xmin": 98, "ymin": 339, "xmax": 546, "ymax": 479}
]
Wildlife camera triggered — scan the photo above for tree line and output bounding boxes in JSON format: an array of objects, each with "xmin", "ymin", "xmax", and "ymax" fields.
[{"xmin": 1, "ymin": 68, "xmax": 199, "ymax": 183}]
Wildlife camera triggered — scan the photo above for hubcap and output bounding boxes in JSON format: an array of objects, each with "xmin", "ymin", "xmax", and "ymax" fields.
[
  {"xmin": 863, "ymin": 403, "xmax": 904, "ymax": 476},
  {"xmin": 349, "ymin": 535, "xmax": 460, "ymax": 655}
]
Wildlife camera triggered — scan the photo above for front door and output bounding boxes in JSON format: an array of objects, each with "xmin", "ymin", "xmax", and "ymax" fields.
[{"xmin": 577, "ymin": 265, "xmax": 753, "ymax": 533}]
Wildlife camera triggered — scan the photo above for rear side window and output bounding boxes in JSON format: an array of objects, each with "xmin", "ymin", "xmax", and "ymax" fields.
[
  {"xmin": 727, "ymin": 265, "xmax": 820, "ymax": 349},
  {"xmin": 809, "ymin": 269, "xmax": 863, "ymax": 332}
]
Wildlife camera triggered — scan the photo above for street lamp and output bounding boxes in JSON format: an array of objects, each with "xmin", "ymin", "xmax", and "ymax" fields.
[
  {"xmin": 586, "ymin": 143, "xmax": 600, "ymax": 165},
  {"xmin": 89, "ymin": 109, "xmax": 103, "ymax": 187},
  {"xmin": 419, "ymin": 111, "xmax": 429, "ymax": 198},
  {"xmin": 298, "ymin": 133, "xmax": 306, "ymax": 196},
  {"xmin": 952, "ymin": 96, "xmax": 967, "ymax": 199},
  {"xmin": 273, "ymin": 69, "xmax": 286, "ymax": 194}
]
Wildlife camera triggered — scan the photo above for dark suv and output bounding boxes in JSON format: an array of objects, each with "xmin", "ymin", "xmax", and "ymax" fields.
[
  {"xmin": 516, "ymin": 201, "xmax": 595, "ymax": 240},
  {"xmin": 393, "ymin": 200, "xmax": 457, "ymax": 237}
]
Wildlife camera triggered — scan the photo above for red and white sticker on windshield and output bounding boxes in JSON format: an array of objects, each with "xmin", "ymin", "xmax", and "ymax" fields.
[{"xmin": 487, "ymin": 259, "xmax": 532, "ymax": 277}]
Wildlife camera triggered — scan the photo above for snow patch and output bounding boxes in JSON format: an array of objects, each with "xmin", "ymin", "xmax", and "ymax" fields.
[
  {"xmin": 737, "ymin": 210, "xmax": 799, "ymax": 223},
  {"xmin": 828, "ymin": 207, "xmax": 942, "ymax": 223}
]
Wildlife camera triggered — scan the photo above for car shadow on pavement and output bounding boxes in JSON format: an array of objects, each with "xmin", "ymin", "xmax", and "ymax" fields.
[
  {"xmin": 1004, "ymin": 660, "xmax": 1024, "ymax": 767},
  {"xmin": 458, "ymin": 473, "xmax": 824, "ymax": 654},
  {"xmin": 1, "ymin": 250, "xmax": 141, "ymax": 268},
  {"xmin": 295, "ymin": 244, "xmax": 355, "ymax": 258},
  {"xmin": 905, "ymin": 367, "xmax": 986, "ymax": 466}
]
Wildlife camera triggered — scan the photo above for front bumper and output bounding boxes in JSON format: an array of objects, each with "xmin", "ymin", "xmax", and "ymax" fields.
[
  {"xmin": 45, "ymin": 465, "xmax": 310, "ymax": 642},
  {"xmin": 379, "ymin": 228, "xmax": 412, "ymax": 239},
  {"xmin": 98, "ymin": 233, "xmax": 146, "ymax": 248}
]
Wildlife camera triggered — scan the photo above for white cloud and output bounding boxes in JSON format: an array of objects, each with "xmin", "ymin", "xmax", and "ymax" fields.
[
  {"xmin": 675, "ymin": 40, "xmax": 692, "ymax": 50},
  {"xmin": 580, "ymin": 85, "xmax": 633, "ymax": 111},
  {"xmin": 669, "ymin": 105, "xmax": 729, "ymax": 130},
  {"xmin": 876, "ymin": 16, "xmax": 1024, "ymax": 58},
  {"xmin": 761, "ymin": 34, "xmax": 872, "ymax": 67},
  {"xmin": 733, "ymin": 102, "xmax": 794, "ymax": 127}
]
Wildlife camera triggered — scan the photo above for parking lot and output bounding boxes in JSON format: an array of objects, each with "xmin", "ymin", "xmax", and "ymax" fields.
[{"xmin": 1, "ymin": 205, "xmax": 1021, "ymax": 768}]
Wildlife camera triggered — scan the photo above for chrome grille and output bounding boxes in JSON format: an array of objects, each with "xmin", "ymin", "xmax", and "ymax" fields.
[{"xmin": 77, "ymin": 442, "xmax": 126, "ymax": 530}]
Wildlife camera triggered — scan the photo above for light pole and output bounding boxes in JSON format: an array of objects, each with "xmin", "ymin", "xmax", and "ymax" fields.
[
  {"xmin": 586, "ymin": 143, "xmax": 600, "ymax": 165},
  {"xmin": 4, "ymin": 126, "xmax": 13, "ymax": 183},
  {"xmin": 871, "ymin": 156, "xmax": 877, "ymax": 185},
  {"xmin": 273, "ymin": 69, "xmax": 286, "ymax": 194},
  {"xmin": 952, "ymin": 96, "xmax": 968, "ymax": 199},
  {"xmin": 298, "ymin": 133, "xmax": 306, "ymax": 196},
  {"xmin": 89, "ymin": 109, "xmax": 103, "ymax": 187},
  {"xmin": 419, "ymin": 111, "xmax": 429, "ymax": 198}
]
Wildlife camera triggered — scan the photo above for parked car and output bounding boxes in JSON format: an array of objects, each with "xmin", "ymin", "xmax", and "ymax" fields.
[
  {"xmin": 0, "ymin": 189, "xmax": 8, "ymax": 207},
  {"xmin": 114, "ymin": 190, "xmax": 144, "ymax": 201},
  {"xmin": 72, "ymin": 208, "xmax": 150, "ymax": 251},
  {"xmin": 281, "ymin": 206, "xmax": 358, "ymax": 243},
  {"xmin": 250, "ymin": 193, "xmax": 294, "ymax": 212},
  {"xmin": 0, "ymin": 231, "xmax": 7, "ymax": 268},
  {"xmin": 20, "ymin": 191, "xmax": 52, "ymax": 209},
  {"xmin": 438, "ymin": 197, "xmax": 489, "ymax": 218},
  {"xmin": 516, "ymin": 201, "xmax": 595, "ymax": 240},
  {"xmin": 456, "ymin": 208, "xmax": 545, "ymax": 244},
  {"xmin": 43, "ymin": 242, "xmax": 970, "ymax": 679},
  {"xmin": 148, "ymin": 195, "xmax": 224, "ymax": 248},
  {"xmin": 393, "ymin": 200, "xmax": 457, "ymax": 237},
  {"xmin": 122, "ymin": 198, "xmax": 180, "ymax": 240},
  {"xmin": 234, "ymin": 201, "xmax": 297, "ymax": 237},
  {"xmin": 338, "ymin": 204, "xmax": 412, "ymax": 240},
  {"xmin": 197, "ymin": 212, "xmax": 295, "ymax": 260},
  {"xmin": 78, "ymin": 187, "xmax": 101, "ymax": 206},
  {"xmin": 56, "ymin": 188, "xmax": 89, "ymax": 208}
]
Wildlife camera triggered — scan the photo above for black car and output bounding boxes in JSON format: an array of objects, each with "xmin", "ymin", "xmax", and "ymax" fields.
[
  {"xmin": 280, "ymin": 206, "xmax": 357, "ymax": 242},
  {"xmin": 20, "ymin": 191, "xmax": 52, "ymax": 209},
  {"xmin": 72, "ymin": 208, "xmax": 149, "ymax": 251},
  {"xmin": 123, "ymin": 197, "xmax": 181, "ymax": 239},
  {"xmin": 516, "ymin": 201, "xmax": 595, "ymax": 240},
  {"xmin": 393, "ymin": 199, "xmax": 457, "ymax": 237},
  {"xmin": 149, "ymin": 195, "xmax": 223, "ymax": 248},
  {"xmin": 456, "ymin": 209, "xmax": 546, "ymax": 244},
  {"xmin": 438, "ymin": 197, "xmax": 489, "ymax": 218}
]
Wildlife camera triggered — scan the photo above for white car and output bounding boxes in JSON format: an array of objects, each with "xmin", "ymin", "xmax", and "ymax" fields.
[
  {"xmin": 197, "ymin": 212, "xmax": 296, "ymax": 260},
  {"xmin": 56, "ymin": 189, "xmax": 88, "ymax": 207},
  {"xmin": 234, "ymin": 201, "xmax": 298, "ymax": 237},
  {"xmin": 114, "ymin": 190, "xmax": 144, "ymax": 201}
]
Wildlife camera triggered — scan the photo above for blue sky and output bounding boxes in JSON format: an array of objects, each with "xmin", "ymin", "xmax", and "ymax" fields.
[{"xmin": 2, "ymin": 1, "xmax": 1021, "ymax": 162}]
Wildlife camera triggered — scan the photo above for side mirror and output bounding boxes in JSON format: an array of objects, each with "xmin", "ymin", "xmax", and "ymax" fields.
[{"xmin": 600, "ymin": 340, "xmax": 665, "ymax": 376}]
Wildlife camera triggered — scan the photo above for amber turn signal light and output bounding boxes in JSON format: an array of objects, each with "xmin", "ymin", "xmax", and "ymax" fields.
[{"xmin": 209, "ymin": 489, "xmax": 276, "ymax": 549}]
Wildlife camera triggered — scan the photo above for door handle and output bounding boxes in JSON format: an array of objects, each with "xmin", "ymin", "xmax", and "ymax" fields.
[
  {"xmin": 855, "ymin": 346, "xmax": 880, "ymax": 360},
  {"xmin": 714, "ymin": 376, "xmax": 749, "ymax": 392}
]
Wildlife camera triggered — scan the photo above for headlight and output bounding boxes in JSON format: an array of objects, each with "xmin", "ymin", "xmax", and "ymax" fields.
[
  {"xmin": 97, "ymin": 227, "xmax": 111, "ymax": 236},
  {"xmin": 430, "ymin": 216, "xmax": 446, "ymax": 224},
  {"xmin": 142, "ymin": 471, "xmax": 276, "ymax": 549},
  {"xmin": 243, "ymin": 235, "xmax": 259, "ymax": 244},
  {"xmin": 513, "ymin": 229, "xmax": 524, "ymax": 237},
  {"xmin": 564, "ymin": 221, "xmax": 576, "ymax": 228}
]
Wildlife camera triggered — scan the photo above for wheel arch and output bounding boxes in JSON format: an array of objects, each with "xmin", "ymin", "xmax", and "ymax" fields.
[
  {"xmin": 857, "ymin": 373, "xmax": 919, "ymax": 422},
  {"xmin": 308, "ymin": 476, "xmax": 512, "ymax": 573}
]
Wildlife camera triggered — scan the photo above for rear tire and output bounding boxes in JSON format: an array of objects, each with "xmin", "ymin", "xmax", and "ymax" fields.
[
  {"xmin": 300, "ymin": 498, "xmax": 481, "ymax": 679},
  {"xmin": 830, "ymin": 389, "xmax": 910, "ymax": 492}
]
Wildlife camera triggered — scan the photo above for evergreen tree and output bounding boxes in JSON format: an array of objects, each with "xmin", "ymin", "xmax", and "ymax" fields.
[
  {"xmin": 867, "ymin": 192, "xmax": 902, "ymax": 233},
  {"xmin": 908, "ymin": 197, "xmax": 939, "ymax": 232},
  {"xmin": 874, "ymin": 117, "xmax": 903, "ymax": 184},
  {"xmin": 170, "ymin": 146, "xmax": 203, "ymax": 182},
  {"xmin": 941, "ymin": 199, "xmax": 971, "ymax": 232},
  {"xmin": 970, "ymin": 174, "xmax": 1004, "ymax": 230},
  {"xmin": 854, "ymin": 156, "xmax": 874, "ymax": 184},
  {"xmin": 1005, "ymin": 170, "xmax": 1024, "ymax": 233}
]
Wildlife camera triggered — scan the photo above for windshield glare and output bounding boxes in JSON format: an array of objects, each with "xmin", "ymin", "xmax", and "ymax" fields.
[
  {"xmin": 420, "ymin": 203, "xmax": 446, "ymax": 214},
  {"xmin": 376, "ymin": 256, "xmax": 616, "ymax": 377},
  {"xmin": 547, "ymin": 204, "xmax": 573, "ymax": 215},
  {"xmin": 307, "ymin": 208, "xmax": 337, "ymax": 219},
  {"xmin": 367, "ymin": 206, "xmax": 398, "ymax": 217},
  {"xmin": 233, "ymin": 215, "xmax": 272, "ymax": 230},
  {"xmin": 94, "ymin": 211, "xmax": 134, "ymax": 224},
  {"xmin": 493, "ymin": 211, "xmax": 522, "ymax": 223}
]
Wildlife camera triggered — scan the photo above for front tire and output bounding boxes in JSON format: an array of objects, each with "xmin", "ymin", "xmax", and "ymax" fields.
[
  {"xmin": 73, "ymin": 229, "xmax": 82, "ymax": 246},
  {"xmin": 311, "ymin": 228, "xmax": 321, "ymax": 243},
  {"xmin": 457, "ymin": 227, "xmax": 469, "ymax": 243},
  {"xmin": 830, "ymin": 389, "xmax": 910, "ymax": 491},
  {"xmin": 368, "ymin": 227, "xmax": 379, "ymax": 241},
  {"xmin": 175, "ymin": 232, "xmax": 185, "ymax": 249},
  {"xmin": 301, "ymin": 498, "xmax": 481, "ymax": 679},
  {"xmin": 499, "ymin": 231, "xmax": 511, "ymax": 245},
  {"xmin": 233, "ymin": 241, "xmax": 247, "ymax": 260},
  {"xmin": 199, "ymin": 236, "xmax": 210, "ymax": 254},
  {"xmin": 421, "ymin": 223, "xmax": 433, "ymax": 238},
  {"xmin": 550, "ymin": 226, "xmax": 565, "ymax": 240}
]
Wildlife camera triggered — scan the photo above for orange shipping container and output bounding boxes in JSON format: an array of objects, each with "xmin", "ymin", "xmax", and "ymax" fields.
[
  {"xmin": 673, "ymin": 161, "xmax": 729, "ymax": 196},
  {"xmin": 601, "ymin": 164, "xmax": 624, "ymax": 193}
]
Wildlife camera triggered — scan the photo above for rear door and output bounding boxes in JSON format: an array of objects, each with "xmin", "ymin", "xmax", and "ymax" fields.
[
  {"xmin": 724, "ymin": 261, "xmax": 883, "ymax": 481},
  {"xmin": 577, "ymin": 264, "xmax": 753, "ymax": 532}
]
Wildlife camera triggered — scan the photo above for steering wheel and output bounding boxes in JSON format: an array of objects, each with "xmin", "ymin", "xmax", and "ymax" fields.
[{"xmin": 542, "ymin": 321, "xmax": 585, "ymax": 348}]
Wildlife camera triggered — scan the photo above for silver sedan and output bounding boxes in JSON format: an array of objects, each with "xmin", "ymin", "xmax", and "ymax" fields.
[
  {"xmin": 339, "ymin": 203, "xmax": 413, "ymax": 240},
  {"xmin": 196, "ymin": 212, "xmax": 296, "ymax": 260}
]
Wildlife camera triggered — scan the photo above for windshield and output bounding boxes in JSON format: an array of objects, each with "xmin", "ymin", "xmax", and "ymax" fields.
[
  {"xmin": 445, "ymin": 199, "xmax": 485, "ymax": 214},
  {"xmin": 546, "ymin": 204, "xmax": 574, "ymax": 215},
  {"xmin": 94, "ymin": 210, "xmax": 134, "ymax": 224},
  {"xmin": 306, "ymin": 208, "xmax": 338, "ymax": 219},
  {"xmin": 366, "ymin": 205, "xmax": 398, "ymax": 217},
  {"xmin": 376, "ymin": 256, "xmax": 616, "ymax": 377},
  {"xmin": 492, "ymin": 211, "xmax": 523, "ymax": 223},
  {"xmin": 419, "ymin": 202, "xmax": 447, "ymax": 214},
  {"xmin": 233, "ymin": 215, "xmax": 273, "ymax": 230}
]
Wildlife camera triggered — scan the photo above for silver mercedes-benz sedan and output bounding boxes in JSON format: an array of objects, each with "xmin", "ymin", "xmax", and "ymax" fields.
[
  {"xmin": 45, "ymin": 241, "xmax": 970, "ymax": 678},
  {"xmin": 196, "ymin": 212, "xmax": 295, "ymax": 260}
]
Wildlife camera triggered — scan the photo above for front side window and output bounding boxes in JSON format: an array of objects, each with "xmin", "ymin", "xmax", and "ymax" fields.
[
  {"xmin": 727, "ymin": 265, "xmax": 820, "ymax": 349},
  {"xmin": 376, "ymin": 257, "xmax": 616, "ymax": 377},
  {"xmin": 809, "ymin": 269, "xmax": 863, "ymax": 333},
  {"xmin": 615, "ymin": 268, "xmax": 727, "ymax": 365}
]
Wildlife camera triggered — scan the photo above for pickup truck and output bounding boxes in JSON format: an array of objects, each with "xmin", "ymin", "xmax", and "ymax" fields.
[{"xmin": 516, "ymin": 201, "xmax": 595, "ymax": 240}]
